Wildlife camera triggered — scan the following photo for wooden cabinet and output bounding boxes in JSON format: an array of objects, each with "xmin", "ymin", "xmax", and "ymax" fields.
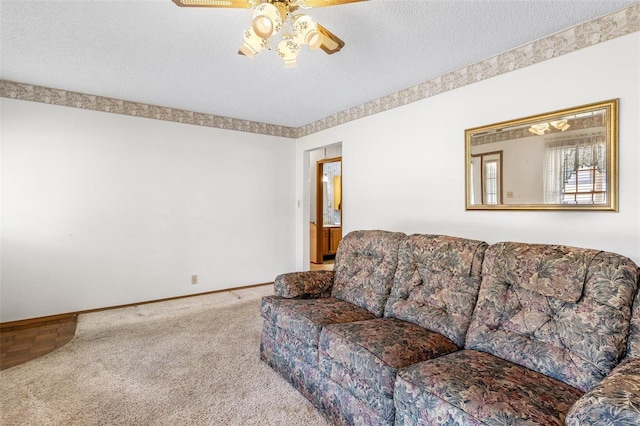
[
  {"xmin": 310, "ymin": 222, "xmax": 319, "ymax": 264},
  {"xmin": 322, "ymin": 228, "xmax": 330, "ymax": 256},
  {"xmin": 311, "ymin": 224, "xmax": 342, "ymax": 263},
  {"xmin": 322, "ymin": 226, "xmax": 342, "ymax": 257},
  {"xmin": 330, "ymin": 227, "xmax": 342, "ymax": 254}
]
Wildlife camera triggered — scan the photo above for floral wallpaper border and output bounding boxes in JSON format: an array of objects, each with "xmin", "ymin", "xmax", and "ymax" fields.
[
  {"xmin": 0, "ymin": 80, "xmax": 299, "ymax": 138},
  {"xmin": 1, "ymin": 4, "xmax": 638, "ymax": 139}
]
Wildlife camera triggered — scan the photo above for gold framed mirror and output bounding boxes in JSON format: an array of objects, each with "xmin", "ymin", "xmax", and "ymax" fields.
[{"xmin": 465, "ymin": 99, "xmax": 618, "ymax": 211}]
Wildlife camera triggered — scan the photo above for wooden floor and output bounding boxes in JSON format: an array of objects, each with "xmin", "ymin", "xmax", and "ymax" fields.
[
  {"xmin": 0, "ymin": 275, "xmax": 333, "ymax": 370},
  {"xmin": 0, "ymin": 315, "xmax": 77, "ymax": 370},
  {"xmin": 310, "ymin": 259, "xmax": 335, "ymax": 271}
]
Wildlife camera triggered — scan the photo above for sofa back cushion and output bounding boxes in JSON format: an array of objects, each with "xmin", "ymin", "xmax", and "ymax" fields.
[
  {"xmin": 466, "ymin": 242, "xmax": 639, "ymax": 392},
  {"xmin": 384, "ymin": 234, "xmax": 488, "ymax": 347},
  {"xmin": 627, "ymin": 281, "xmax": 640, "ymax": 358},
  {"xmin": 331, "ymin": 230, "xmax": 406, "ymax": 317}
]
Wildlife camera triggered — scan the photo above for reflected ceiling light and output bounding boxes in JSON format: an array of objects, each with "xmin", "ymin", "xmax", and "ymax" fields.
[
  {"xmin": 550, "ymin": 119, "xmax": 571, "ymax": 131},
  {"xmin": 528, "ymin": 119, "xmax": 571, "ymax": 136},
  {"xmin": 528, "ymin": 123, "xmax": 550, "ymax": 136},
  {"xmin": 172, "ymin": 0, "xmax": 368, "ymax": 67}
]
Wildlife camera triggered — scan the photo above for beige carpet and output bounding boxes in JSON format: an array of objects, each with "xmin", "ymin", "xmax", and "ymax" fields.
[{"xmin": 0, "ymin": 285, "xmax": 330, "ymax": 425}]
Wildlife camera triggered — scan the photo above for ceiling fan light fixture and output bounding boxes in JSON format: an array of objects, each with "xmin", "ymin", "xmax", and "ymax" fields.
[{"xmin": 172, "ymin": 0, "xmax": 369, "ymax": 66}]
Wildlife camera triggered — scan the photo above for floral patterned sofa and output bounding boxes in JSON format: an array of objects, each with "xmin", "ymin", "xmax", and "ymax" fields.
[
  {"xmin": 565, "ymin": 275, "xmax": 640, "ymax": 425},
  {"xmin": 260, "ymin": 230, "xmax": 640, "ymax": 425}
]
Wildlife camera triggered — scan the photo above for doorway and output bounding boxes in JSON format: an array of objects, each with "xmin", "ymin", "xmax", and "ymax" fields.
[
  {"xmin": 311, "ymin": 157, "xmax": 342, "ymax": 266},
  {"xmin": 308, "ymin": 144, "xmax": 342, "ymax": 269}
]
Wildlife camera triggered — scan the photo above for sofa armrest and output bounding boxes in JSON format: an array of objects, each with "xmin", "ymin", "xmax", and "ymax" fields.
[
  {"xmin": 274, "ymin": 270, "xmax": 334, "ymax": 299},
  {"xmin": 566, "ymin": 358, "xmax": 640, "ymax": 425}
]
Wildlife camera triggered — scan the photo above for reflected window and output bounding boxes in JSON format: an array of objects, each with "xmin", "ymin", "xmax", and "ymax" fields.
[
  {"xmin": 484, "ymin": 160, "xmax": 499, "ymax": 205},
  {"xmin": 563, "ymin": 165, "xmax": 606, "ymax": 204}
]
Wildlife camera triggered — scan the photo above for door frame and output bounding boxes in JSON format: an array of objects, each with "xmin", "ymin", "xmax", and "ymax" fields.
[{"xmin": 471, "ymin": 151, "xmax": 503, "ymax": 205}]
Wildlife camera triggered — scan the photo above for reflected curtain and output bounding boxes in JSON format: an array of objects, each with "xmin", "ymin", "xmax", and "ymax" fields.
[
  {"xmin": 544, "ymin": 148, "xmax": 564, "ymax": 203},
  {"xmin": 469, "ymin": 157, "xmax": 482, "ymax": 205},
  {"xmin": 543, "ymin": 133, "xmax": 606, "ymax": 203}
]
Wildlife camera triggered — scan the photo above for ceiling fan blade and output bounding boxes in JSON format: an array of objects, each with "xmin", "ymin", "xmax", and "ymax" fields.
[
  {"xmin": 299, "ymin": 0, "xmax": 368, "ymax": 8},
  {"xmin": 172, "ymin": 0, "xmax": 253, "ymax": 8},
  {"xmin": 316, "ymin": 24, "xmax": 345, "ymax": 55}
]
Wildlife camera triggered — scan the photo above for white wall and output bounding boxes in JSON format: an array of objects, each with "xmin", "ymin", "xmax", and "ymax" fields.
[
  {"xmin": 471, "ymin": 135, "xmax": 546, "ymax": 204},
  {"xmin": 1, "ymin": 100, "xmax": 296, "ymax": 321},
  {"xmin": 296, "ymin": 32, "xmax": 640, "ymax": 268},
  {"xmin": 3, "ymin": 32, "xmax": 639, "ymax": 322}
]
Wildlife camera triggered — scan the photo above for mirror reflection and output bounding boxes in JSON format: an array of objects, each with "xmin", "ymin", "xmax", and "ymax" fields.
[
  {"xmin": 465, "ymin": 99, "xmax": 618, "ymax": 211},
  {"xmin": 322, "ymin": 161, "xmax": 342, "ymax": 226}
]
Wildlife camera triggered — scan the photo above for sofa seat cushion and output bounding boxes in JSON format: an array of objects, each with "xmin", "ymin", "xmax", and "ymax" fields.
[
  {"xmin": 394, "ymin": 350, "xmax": 583, "ymax": 426},
  {"xmin": 319, "ymin": 318, "xmax": 458, "ymax": 419},
  {"xmin": 319, "ymin": 359, "xmax": 397, "ymax": 422},
  {"xmin": 260, "ymin": 296, "xmax": 376, "ymax": 348}
]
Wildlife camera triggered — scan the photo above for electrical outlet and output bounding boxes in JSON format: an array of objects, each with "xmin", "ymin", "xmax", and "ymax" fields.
[{"xmin": 191, "ymin": 275, "xmax": 198, "ymax": 285}]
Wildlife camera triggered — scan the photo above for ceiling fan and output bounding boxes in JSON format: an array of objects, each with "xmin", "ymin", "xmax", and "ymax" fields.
[{"xmin": 172, "ymin": 0, "xmax": 368, "ymax": 67}]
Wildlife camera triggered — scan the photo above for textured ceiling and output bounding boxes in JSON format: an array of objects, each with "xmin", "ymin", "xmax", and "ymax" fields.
[{"xmin": 1, "ymin": 0, "xmax": 638, "ymax": 128}]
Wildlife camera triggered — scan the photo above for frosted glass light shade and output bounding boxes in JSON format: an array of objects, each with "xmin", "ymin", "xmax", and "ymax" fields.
[
  {"xmin": 252, "ymin": 3, "xmax": 283, "ymax": 38},
  {"xmin": 306, "ymin": 31, "xmax": 322, "ymax": 50},
  {"xmin": 238, "ymin": 27, "xmax": 270, "ymax": 59},
  {"xmin": 252, "ymin": 16, "xmax": 273, "ymax": 38},
  {"xmin": 276, "ymin": 36, "xmax": 300, "ymax": 68},
  {"xmin": 293, "ymin": 15, "xmax": 321, "ymax": 51}
]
